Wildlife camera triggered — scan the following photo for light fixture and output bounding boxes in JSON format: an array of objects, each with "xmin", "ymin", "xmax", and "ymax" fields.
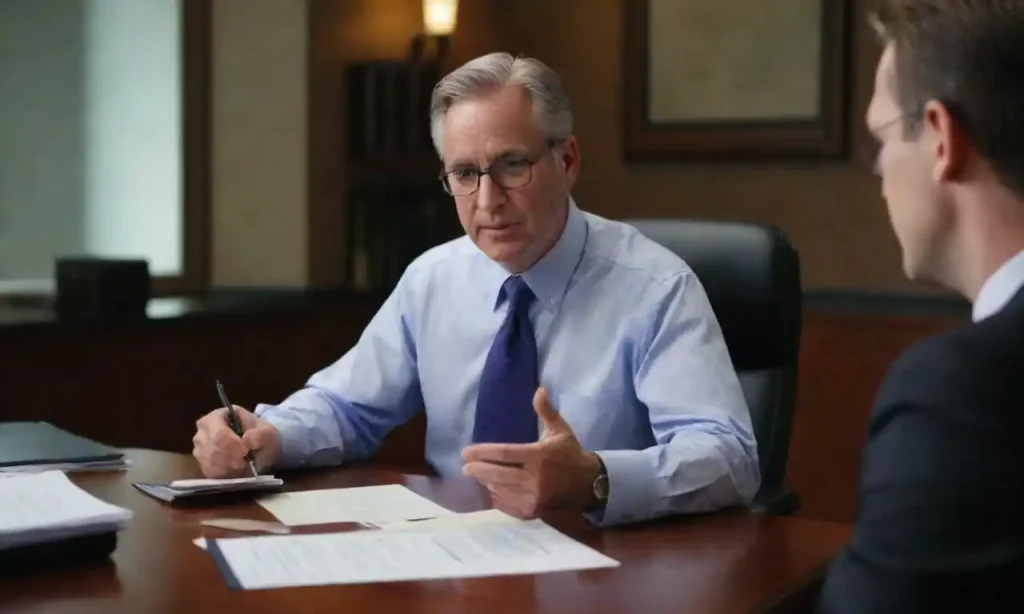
[
  {"xmin": 423, "ymin": 0, "xmax": 458, "ymax": 37},
  {"xmin": 413, "ymin": 0, "xmax": 458, "ymax": 63}
]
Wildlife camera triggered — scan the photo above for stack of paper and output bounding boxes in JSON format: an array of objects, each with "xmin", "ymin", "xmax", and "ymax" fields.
[
  {"xmin": 205, "ymin": 518, "xmax": 621, "ymax": 590},
  {"xmin": 196, "ymin": 485, "xmax": 620, "ymax": 590},
  {"xmin": 0, "ymin": 470, "xmax": 132, "ymax": 551},
  {"xmin": 133, "ymin": 476, "xmax": 283, "ymax": 503}
]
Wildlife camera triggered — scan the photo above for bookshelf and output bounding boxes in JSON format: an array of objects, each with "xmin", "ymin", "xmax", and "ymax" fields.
[{"xmin": 343, "ymin": 60, "xmax": 462, "ymax": 292}]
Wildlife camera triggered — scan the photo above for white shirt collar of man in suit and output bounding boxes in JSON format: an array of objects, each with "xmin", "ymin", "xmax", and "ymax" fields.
[{"xmin": 973, "ymin": 249, "xmax": 1024, "ymax": 322}]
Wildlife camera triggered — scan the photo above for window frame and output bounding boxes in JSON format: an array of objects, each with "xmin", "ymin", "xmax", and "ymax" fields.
[
  {"xmin": 0, "ymin": 0, "xmax": 211, "ymax": 300},
  {"xmin": 156, "ymin": 0, "xmax": 211, "ymax": 296}
]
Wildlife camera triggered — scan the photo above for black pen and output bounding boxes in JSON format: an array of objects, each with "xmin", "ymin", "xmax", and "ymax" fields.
[{"xmin": 216, "ymin": 380, "xmax": 258, "ymax": 477}]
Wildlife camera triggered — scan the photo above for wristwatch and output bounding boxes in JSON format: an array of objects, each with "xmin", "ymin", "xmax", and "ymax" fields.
[{"xmin": 592, "ymin": 456, "xmax": 609, "ymax": 503}]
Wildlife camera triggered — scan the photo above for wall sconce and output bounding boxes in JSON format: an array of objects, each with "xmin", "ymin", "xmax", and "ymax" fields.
[{"xmin": 412, "ymin": 0, "xmax": 458, "ymax": 63}]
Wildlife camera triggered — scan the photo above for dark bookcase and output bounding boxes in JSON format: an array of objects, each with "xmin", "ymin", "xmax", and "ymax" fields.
[{"xmin": 343, "ymin": 60, "xmax": 459, "ymax": 291}]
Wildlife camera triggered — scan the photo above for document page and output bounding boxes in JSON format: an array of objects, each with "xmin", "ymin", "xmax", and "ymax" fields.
[
  {"xmin": 207, "ymin": 519, "xmax": 620, "ymax": 590},
  {"xmin": 0, "ymin": 471, "xmax": 132, "ymax": 549},
  {"xmin": 192, "ymin": 510, "xmax": 515, "ymax": 551},
  {"xmin": 256, "ymin": 484, "xmax": 455, "ymax": 526},
  {"xmin": 369, "ymin": 509, "xmax": 519, "ymax": 531}
]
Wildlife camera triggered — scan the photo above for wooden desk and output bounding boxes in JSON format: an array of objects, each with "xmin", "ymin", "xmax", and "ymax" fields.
[{"xmin": 0, "ymin": 450, "xmax": 852, "ymax": 614}]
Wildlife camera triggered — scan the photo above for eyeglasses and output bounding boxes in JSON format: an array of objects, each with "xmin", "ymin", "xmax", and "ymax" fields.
[
  {"xmin": 862, "ymin": 111, "xmax": 921, "ymax": 173},
  {"xmin": 439, "ymin": 140, "xmax": 559, "ymax": 197},
  {"xmin": 867, "ymin": 112, "xmax": 917, "ymax": 140}
]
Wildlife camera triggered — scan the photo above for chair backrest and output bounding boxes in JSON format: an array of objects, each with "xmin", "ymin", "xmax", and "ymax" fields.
[{"xmin": 625, "ymin": 219, "xmax": 802, "ymax": 497}]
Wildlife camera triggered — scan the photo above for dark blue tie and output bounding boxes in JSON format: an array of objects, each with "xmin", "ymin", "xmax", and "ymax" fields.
[{"xmin": 472, "ymin": 275, "xmax": 539, "ymax": 444}]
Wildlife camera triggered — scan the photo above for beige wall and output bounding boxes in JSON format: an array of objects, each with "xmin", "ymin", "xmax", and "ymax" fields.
[
  {"xmin": 211, "ymin": 0, "xmax": 923, "ymax": 293},
  {"xmin": 307, "ymin": 0, "xmax": 918, "ymax": 293},
  {"xmin": 481, "ymin": 0, "xmax": 909, "ymax": 292},
  {"xmin": 211, "ymin": 0, "xmax": 308, "ymax": 287}
]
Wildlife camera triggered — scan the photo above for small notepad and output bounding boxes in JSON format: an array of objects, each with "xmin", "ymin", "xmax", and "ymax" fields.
[
  {"xmin": 170, "ymin": 476, "xmax": 281, "ymax": 491},
  {"xmin": 132, "ymin": 475, "xmax": 283, "ymax": 503}
]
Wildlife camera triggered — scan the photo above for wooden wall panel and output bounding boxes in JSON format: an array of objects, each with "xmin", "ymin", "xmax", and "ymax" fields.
[
  {"xmin": 0, "ymin": 304, "xmax": 378, "ymax": 456},
  {"xmin": 786, "ymin": 310, "xmax": 965, "ymax": 522}
]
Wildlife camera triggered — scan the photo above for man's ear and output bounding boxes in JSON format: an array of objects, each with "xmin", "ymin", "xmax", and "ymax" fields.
[
  {"xmin": 557, "ymin": 136, "xmax": 581, "ymax": 188},
  {"xmin": 924, "ymin": 99, "xmax": 968, "ymax": 184}
]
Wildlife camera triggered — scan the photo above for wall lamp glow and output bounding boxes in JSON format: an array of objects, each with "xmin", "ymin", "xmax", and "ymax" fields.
[{"xmin": 413, "ymin": 0, "xmax": 458, "ymax": 62}]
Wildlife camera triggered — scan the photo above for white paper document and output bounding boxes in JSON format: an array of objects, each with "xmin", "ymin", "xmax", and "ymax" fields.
[
  {"xmin": 193, "ymin": 510, "xmax": 516, "ymax": 551},
  {"xmin": 207, "ymin": 519, "xmax": 620, "ymax": 589},
  {"xmin": 256, "ymin": 484, "xmax": 454, "ymax": 526},
  {"xmin": 0, "ymin": 470, "xmax": 132, "ymax": 550},
  {"xmin": 368, "ymin": 509, "xmax": 519, "ymax": 531}
]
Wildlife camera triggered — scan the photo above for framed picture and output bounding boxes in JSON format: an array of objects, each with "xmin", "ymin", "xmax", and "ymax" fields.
[{"xmin": 623, "ymin": 0, "xmax": 851, "ymax": 161}]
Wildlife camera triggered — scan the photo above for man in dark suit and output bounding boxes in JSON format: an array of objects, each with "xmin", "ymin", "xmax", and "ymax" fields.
[{"xmin": 819, "ymin": 1, "xmax": 1024, "ymax": 612}]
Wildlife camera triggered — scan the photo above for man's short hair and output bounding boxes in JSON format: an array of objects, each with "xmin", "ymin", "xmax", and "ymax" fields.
[
  {"xmin": 428, "ymin": 52, "xmax": 573, "ymax": 157},
  {"xmin": 871, "ymin": 0, "xmax": 1024, "ymax": 194}
]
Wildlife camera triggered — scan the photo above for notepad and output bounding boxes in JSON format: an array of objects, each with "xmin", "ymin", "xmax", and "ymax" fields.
[
  {"xmin": 170, "ymin": 476, "xmax": 282, "ymax": 491},
  {"xmin": 0, "ymin": 470, "xmax": 132, "ymax": 551},
  {"xmin": 132, "ymin": 475, "xmax": 283, "ymax": 503},
  {"xmin": 206, "ymin": 519, "xmax": 621, "ymax": 590},
  {"xmin": 255, "ymin": 484, "xmax": 454, "ymax": 526}
]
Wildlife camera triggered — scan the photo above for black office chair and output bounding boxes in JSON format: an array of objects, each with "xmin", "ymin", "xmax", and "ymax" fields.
[{"xmin": 626, "ymin": 219, "xmax": 802, "ymax": 515}]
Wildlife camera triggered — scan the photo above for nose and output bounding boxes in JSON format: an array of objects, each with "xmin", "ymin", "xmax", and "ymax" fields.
[{"xmin": 476, "ymin": 174, "xmax": 507, "ymax": 212}]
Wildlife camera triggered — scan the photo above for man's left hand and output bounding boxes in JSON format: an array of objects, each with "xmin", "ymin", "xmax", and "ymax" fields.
[{"xmin": 462, "ymin": 387, "xmax": 602, "ymax": 519}]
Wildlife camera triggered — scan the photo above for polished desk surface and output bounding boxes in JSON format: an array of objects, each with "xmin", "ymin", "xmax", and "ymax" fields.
[{"xmin": 0, "ymin": 449, "xmax": 852, "ymax": 614}]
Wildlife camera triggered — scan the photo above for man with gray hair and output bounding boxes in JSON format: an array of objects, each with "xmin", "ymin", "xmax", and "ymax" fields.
[{"xmin": 191, "ymin": 52, "xmax": 759, "ymax": 526}]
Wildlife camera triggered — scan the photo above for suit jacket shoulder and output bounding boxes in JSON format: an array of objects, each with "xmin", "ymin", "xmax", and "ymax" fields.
[
  {"xmin": 819, "ymin": 289, "xmax": 1024, "ymax": 613},
  {"xmin": 875, "ymin": 291, "xmax": 1024, "ymax": 420}
]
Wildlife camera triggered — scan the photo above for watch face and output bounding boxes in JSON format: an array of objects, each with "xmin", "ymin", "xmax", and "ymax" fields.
[{"xmin": 594, "ymin": 475, "xmax": 610, "ymax": 500}]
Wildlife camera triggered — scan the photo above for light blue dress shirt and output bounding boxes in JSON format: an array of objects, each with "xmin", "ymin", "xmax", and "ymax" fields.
[{"xmin": 255, "ymin": 200, "xmax": 760, "ymax": 525}]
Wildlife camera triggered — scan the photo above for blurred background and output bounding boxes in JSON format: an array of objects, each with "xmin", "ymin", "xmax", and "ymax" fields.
[{"xmin": 0, "ymin": 0, "xmax": 968, "ymax": 526}]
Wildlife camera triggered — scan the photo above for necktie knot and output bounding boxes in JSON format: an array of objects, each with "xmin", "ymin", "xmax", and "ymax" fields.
[{"xmin": 504, "ymin": 276, "xmax": 535, "ymax": 314}]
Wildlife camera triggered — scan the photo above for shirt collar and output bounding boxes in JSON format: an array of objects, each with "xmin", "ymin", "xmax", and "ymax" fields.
[
  {"xmin": 973, "ymin": 249, "xmax": 1024, "ymax": 321},
  {"xmin": 480, "ymin": 198, "xmax": 588, "ymax": 311}
]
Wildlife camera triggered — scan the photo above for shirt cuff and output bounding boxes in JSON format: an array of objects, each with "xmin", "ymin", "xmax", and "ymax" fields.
[
  {"xmin": 254, "ymin": 403, "xmax": 312, "ymax": 470},
  {"xmin": 585, "ymin": 449, "xmax": 660, "ymax": 526}
]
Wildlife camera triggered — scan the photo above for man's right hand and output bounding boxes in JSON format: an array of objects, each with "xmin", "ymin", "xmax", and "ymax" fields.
[{"xmin": 192, "ymin": 406, "xmax": 282, "ymax": 478}]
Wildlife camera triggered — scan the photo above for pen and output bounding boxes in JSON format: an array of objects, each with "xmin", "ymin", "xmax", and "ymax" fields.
[{"xmin": 216, "ymin": 379, "xmax": 259, "ymax": 477}]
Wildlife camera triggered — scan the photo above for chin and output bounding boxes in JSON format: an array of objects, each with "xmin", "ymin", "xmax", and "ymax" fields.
[
  {"xmin": 903, "ymin": 254, "xmax": 944, "ymax": 290},
  {"xmin": 488, "ymin": 250, "xmax": 528, "ymax": 271},
  {"xmin": 902, "ymin": 255, "xmax": 923, "ymax": 283},
  {"xmin": 476, "ymin": 230, "xmax": 524, "ymax": 255},
  {"xmin": 479, "ymin": 243, "xmax": 530, "ymax": 271}
]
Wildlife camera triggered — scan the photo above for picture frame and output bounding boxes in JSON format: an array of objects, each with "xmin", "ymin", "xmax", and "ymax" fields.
[{"xmin": 622, "ymin": 0, "xmax": 851, "ymax": 161}]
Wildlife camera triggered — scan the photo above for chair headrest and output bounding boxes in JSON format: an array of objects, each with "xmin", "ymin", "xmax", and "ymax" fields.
[{"xmin": 626, "ymin": 219, "xmax": 802, "ymax": 370}]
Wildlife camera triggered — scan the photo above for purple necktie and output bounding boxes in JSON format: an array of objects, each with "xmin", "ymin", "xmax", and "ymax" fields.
[{"xmin": 472, "ymin": 275, "xmax": 539, "ymax": 444}]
